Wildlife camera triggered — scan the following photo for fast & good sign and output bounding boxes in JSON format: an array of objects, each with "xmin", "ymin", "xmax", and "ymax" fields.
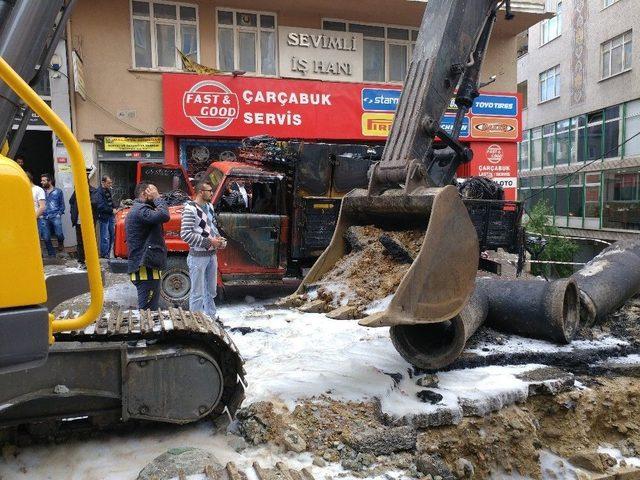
[{"xmin": 163, "ymin": 73, "xmax": 521, "ymax": 142}]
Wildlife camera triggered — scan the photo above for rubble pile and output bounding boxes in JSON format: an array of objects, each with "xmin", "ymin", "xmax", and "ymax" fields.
[
  {"xmin": 236, "ymin": 375, "xmax": 640, "ymax": 479},
  {"xmin": 295, "ymin": 226, "xmax": 425, "ymax": 314}
]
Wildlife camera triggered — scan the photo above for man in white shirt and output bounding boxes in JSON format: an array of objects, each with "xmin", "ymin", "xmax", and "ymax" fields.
[
  {"xmin": 26, "ymin": 171, "xmax": 45, "ymax": 217},
  {"xmin": 234, "ymin": 180, "xmax": 251, "ymax": 211}
]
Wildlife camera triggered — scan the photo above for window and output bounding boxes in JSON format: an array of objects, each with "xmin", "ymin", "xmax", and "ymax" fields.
[
  {"xmin": 517, "ymin": 31, "xmax": 528, "ymax": 58},
  {"xmin": 603, "ymin": 0, "xmax": 621, "ymax": 8},
  {"xmin": 585, "ymin": 173, "xmax": 601, "ymax": 220},
  {"xmin": 602, "ymin": 31, "xmax": 632, "ymax": 79},
  {"xmin": 568, "ymin": 173, "xmax": 584, "ymax": 218},
  {"xmin": 555, "ymin": 175, "xmax": 569, "ymax": 217},
  {"xmin": 556, "ymin": 119, "xmax": 571, "ymax": 165},
  {"xmin": 604, "ymin": 105, "xmax": 621, "ymax": 158},
  {"xmin": 518, "ymin": 81, "xmax": 528, "ymax": 109},
  {"xmin": 542, "ymin": 124, "xmax": 555, "ymax": 167},
  {"xmin": 541, "ymin": 0, "xmax": 562, "ymax": 45},
  {"xmin": 625, "ymin": 99, "xmax": 640, "ymax": 157},
  {"xmin": 519, "ymin": 130, "xmax": 530, "ymax": 170},
  {"xmin": 603, "ymin": 169, "xmax": 640, "ymax": 230},
  {"xmin": 131, "ymin": 1, "xmax": 199, "ymax": 70},
  {"xmin": 585, "ymin": 111, "xmax": 604, "ymax": 161},
  {"xmin": 531, "ymin": 127, "xmax": 542, "ymax": 168},
  {"xmin": 217, "ymin": 9, "xmax": 277, "ymax": 75},
  {"xmin": 539, "ymin": 65, "xmax": 560, "ymax": 102},
  {"xmin": 323, "ymin": 20, "xmax": 418, "ymax": 83}
]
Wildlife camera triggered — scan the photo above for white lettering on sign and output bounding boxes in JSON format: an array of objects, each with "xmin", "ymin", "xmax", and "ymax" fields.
[
  {"xmin": 243, "ymin": 112, "xmax": 303, "ymax": 126},
  {"xmin": 474, "ymin": 101, "xmax": 513, "ymax": 110},
  {"xmin": 287, "ymin": 32, "xmax": 358, "ymax": 51},
  {"xmin": 486, "ymin": 144, "xmax": 503, "ymax": 164},
  {"xmin": 242, "ymin": 90, "xmax": 332, "ymax": 107},
  {"xmin": 491, "ymin": 177, "xmax": 517, "ymax": 188},
  {"xmin": 279, "ymin": 26, "xmax": 364, "ymax": 82}
]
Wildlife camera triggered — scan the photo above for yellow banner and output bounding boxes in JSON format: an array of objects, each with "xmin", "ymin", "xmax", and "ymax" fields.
[
  {"xmin": 104, "ymin": 136, "xmax": 163, "ymax": 152},
  {"xmin": 361, "ymin": 113, "xmax": 394, "ymax": 137}
]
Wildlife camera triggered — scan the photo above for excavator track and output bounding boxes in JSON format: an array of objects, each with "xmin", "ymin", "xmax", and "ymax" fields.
[{"xmin": 0, "ymin": 308, "xmax": 246, "ymax": 442}]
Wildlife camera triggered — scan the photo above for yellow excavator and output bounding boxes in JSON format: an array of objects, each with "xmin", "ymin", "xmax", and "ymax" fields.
[
  {"xmin": 0, "ymin": 0, "xmax": 513, "ymax": 439},
  {"xmin": 0, "ymin": 1, "xmax": 244, "ymax": 440}
]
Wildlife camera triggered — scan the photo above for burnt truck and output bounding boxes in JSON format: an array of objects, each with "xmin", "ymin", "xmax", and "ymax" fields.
[
  {"xmin": 111, "ymin": 139, "xmax": 383, "ymax": 304},
  {"xmin": 111, "ymin": 138, "xmax": 523, "ymax": 305}
]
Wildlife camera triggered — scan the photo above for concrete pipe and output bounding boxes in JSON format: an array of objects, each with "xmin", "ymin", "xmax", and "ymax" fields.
[
  {"xmin": 389, "ymin": 287, "xmax": 488, "ymax": 370},
  {"xmin": 571, "ymin": 241, "xmax": 640, "ymax": 326},
  {"xmin": 476, "ymin": 277, "xmax": 580, "ymax": 344}
]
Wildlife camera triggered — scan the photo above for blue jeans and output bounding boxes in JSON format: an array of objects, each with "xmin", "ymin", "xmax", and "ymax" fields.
[
  {"xmin": 39, "ymin": 216, "xmax": 64, "ymax": 257},
  {"xmin": 187, "ymin": 253, "xmax": 218, "ymax": 318},
  {"xmin": 99, "ymin": 216, "xmax": 115, "ymax": 258}
]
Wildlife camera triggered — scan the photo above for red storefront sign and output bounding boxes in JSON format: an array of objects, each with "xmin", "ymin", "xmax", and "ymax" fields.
[
  {"xmin": 469, "ymin": 142, "xmax": 518, "ymax": 200},
  {"xmin": 163, "ymin": 73, "xmax": 522, "ymax": 142}
]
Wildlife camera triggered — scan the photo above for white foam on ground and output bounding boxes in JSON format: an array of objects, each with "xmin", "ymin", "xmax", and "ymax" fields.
[
  {"xmin": 595, "ymin": 353, "xmax": 640, "ymax": 366},
  {"xmin": 466, "ymin": 332, "xmax": 627, "ymax": 357},
  {"xmin": 598, "ymin": 446, "xmax": 640, "ymax": 467},
  {"xmin": 0, "ymin": 299, "xmax": 584, "ymax": 480}
]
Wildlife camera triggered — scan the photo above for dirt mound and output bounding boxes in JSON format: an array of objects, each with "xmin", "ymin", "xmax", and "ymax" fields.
[
  {"xmin": 302, "ymin": 226, "xmax": 425, "ymax": 310},
  {"xmin": 237, "ymin": 376, "xmax": 640, "ymax": 478}
]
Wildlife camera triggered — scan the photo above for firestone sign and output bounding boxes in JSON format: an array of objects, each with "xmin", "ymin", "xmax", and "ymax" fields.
[{"xmin": 278, "ymin": 27, "xmax": 363, "ymax": 82}]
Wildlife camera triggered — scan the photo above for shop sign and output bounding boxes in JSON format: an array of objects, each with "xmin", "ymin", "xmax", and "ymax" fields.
[
  {"xmin": 163, "ymin": 73, "xmax": 521, "ymax": 142},
  {"xmin": 103, "ymin": 136, "xmax": 164, "ymax": 152},
  {"xmin": 470, "ymin": 94, "xmax": 518, "ymax": 117},
  {"xmin": 361, "ymin": 113, "xmax": 394, "ymax": 136},
  {"xmin": 278, "ymin": 27, "xmax": 363, "ymax": 82},
  {"xmin": 361, "ymin": 88, "xmax": 401, "ymax": 112},
  {"xmin": 72, "ymin": 50, "xmax": 87, "ymax": 101},
  {"xmin": 439, "ymin": 115, "xmax": 470, "ymax": 138},
  {"xmin": 470, "ymin": 142, "xmax": 518, "ymax": 200},
  {"xmin": 470, "ymin": 116, "xmax": 519, "ymax": 140}
]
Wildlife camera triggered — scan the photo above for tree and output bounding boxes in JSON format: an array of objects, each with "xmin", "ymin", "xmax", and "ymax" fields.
[{"xmin": 525, "ymin": 201, "xmax": 579, "ymax": 278}]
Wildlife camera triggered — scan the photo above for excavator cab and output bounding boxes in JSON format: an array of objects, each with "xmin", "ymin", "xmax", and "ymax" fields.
[
  {"xmin": 0, "ymin": 1, "xmax": 104, "ymax": 374},
  {"xmin": 295, "ymin": 0, "xmax": 509, "ymax": 327},
  {"xmin": 0, "ymin": 151, "xmax": 49, "ymax": 372}
]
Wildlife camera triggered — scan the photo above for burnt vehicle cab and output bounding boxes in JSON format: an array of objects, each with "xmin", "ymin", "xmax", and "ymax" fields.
[{"xmin": 111, "ymin": 161, "xmax": 288, "ymax": 305}]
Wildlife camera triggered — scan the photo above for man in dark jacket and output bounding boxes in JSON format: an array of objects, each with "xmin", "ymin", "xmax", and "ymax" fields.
[
  {"xmin": 69, "ymin": 169, "xmax": 98, "ymax": 268},
  {"xmin": 96, "ymin": 175, "xmax": 116, "ymax": 258},
  {"xmin": 125, "ymin": 181, "xmax": 170, "ymax": 310}
]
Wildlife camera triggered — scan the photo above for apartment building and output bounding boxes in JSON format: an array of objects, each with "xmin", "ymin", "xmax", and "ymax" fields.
[{"xmin": 517, "ymin": 0, "xmax": 640, "ymax": 240}]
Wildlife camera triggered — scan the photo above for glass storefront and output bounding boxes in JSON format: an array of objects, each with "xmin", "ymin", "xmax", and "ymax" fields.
[{"xmin": 518, "ymin": 98, "xmax": 640, "ymax": 231}]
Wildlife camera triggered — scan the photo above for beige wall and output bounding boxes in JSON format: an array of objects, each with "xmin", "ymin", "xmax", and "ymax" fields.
[{"xmin": 69, "ymin": 0, "xmax": 535, "ymax": 140}]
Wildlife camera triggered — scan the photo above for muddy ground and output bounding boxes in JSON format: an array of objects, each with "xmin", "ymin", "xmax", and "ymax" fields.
[{"xmin": 236, "ymin": 374, "xmax": 640, "ymax": 479}]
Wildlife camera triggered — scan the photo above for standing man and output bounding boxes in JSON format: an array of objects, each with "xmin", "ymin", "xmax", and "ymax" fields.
[
  {"xmin": 40, "ymin": 173, "xmax": 65, "ymax": 257},
  {"xmin": 69, "ymin": 168, "xmax": 98, "ymax": 269},
  {"xmin": 15, "ymin": 154, "xmax": 25, "ymax": 169},
  {"xmin": 27, "ymin": 171, "xmax": 45, "ymax": 218},
  {"xmin": 96, "ymin": 175, "xmax": 116, "ymax": 258},
  {"xmin": 180, "ymin": 181, "xmax": 226, "ymax": 319},
  {"xmin": 125, "ymin": 182, "xmax": 170, "ymax": 310}
]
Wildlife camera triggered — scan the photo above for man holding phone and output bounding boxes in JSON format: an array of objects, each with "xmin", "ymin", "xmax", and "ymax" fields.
[
  {"xmin": 125, "ymin": 182, "xmax": 170, "ymax": 310},
  {"xmin": 180, "ymin": 180, "xmax": 227, "ymax": 319}
]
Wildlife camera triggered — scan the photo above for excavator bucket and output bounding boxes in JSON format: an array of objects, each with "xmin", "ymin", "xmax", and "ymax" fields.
[{"xmin": 294, "ymin": 185, "xmax": 479, "ymax": 327}]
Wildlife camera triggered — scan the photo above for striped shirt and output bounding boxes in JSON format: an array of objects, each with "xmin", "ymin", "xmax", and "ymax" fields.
[{"xmin": 130, "ymin": 266, "xmax": 161, "ymax": 282}]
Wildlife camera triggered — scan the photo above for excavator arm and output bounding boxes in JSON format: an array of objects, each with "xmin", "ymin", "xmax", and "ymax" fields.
[{"xmin": 295, "ymin": 0, "xmax": 513, "ymax": 328}]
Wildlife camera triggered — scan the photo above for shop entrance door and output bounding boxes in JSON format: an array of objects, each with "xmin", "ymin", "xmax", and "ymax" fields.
[
  {"xmin": 16, "ymin": 130, "xmax": 53, "ymax": 179},
  {"xmin": 100, "ymin": 161, "xmax": 137, "ymax": 207}
]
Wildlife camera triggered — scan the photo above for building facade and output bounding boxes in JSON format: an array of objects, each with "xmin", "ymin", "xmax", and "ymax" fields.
[
  {"xmin": 61, "ymin": 0, "xmax": 545, "ymax": 209},
  {"xmin": 517, "ymin": 0, "xmax": 640, "ymax": 241}
]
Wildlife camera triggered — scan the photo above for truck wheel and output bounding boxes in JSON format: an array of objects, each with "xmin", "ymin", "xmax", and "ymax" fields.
[{"xmin": 160, "ymin": 256, "xmax": 191, "ymax": 308}]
